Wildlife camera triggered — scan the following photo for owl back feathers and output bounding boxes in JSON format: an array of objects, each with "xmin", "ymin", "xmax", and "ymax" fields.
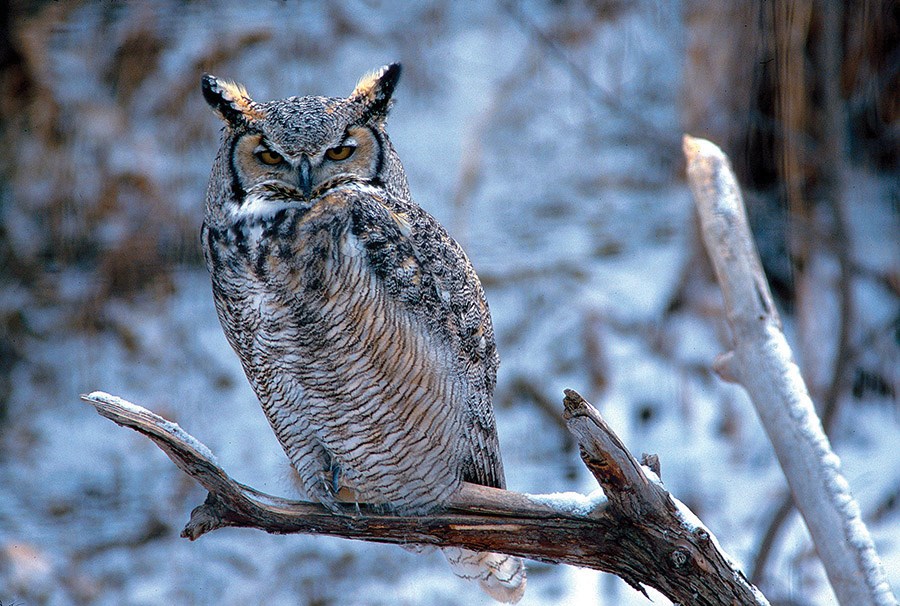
[{"xmin": 350, "ymin": 191, "xmax": 505, "ymax": 488}]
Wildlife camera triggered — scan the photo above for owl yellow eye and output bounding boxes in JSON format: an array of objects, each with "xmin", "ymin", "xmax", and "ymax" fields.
[
  {"xmin": 325, "ymin": 145, "xmax": 355, "ymax": 161},
  {"xmin": 256, "ymin": 149, "xmax": 284, "ymax": 165}
]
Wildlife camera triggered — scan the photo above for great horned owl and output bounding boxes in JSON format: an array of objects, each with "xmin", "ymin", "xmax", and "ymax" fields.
[{"xmin": 200, "ymin": 64, "xmax": 525, "ymax": 602}]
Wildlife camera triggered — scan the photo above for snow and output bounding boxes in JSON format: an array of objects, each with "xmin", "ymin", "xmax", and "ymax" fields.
[
  {"xmin": 85, "ymin": 390, "xmax": 221, "ymax": 465},
  {"xmin": 750, "ymin": 322, "xmax": 895, "ymax": 602},
  {"xmin": 672, "ymin": 495, "xmax": 735, "ymax": 566},
  {"xmin": 0, "ymin": 2, "xmax": 897, "ymax": 606},
  {"xmin": 525, "ymin": 489, "xmax": 608, "ymax": 517}
]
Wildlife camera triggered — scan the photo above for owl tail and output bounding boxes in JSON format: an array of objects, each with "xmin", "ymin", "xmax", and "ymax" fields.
[{"xmin": 442, "ymin": 547, "xmax": 526, "ymax": 603}]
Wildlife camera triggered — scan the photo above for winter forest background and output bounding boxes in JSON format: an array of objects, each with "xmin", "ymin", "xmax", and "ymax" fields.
[{"xmin": 0, "ymin": 1, "xmax": 897, "ymax": 605}]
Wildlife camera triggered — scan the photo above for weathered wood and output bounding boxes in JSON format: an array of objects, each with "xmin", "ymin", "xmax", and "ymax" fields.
[
  {"xmin": 684, "ymin": 134, "xmax": 896, "ymax": 606},
  {"xmin": 82, "ymin": 390, "xmax": 768, "ymax": 605},
  {"xmin": 564, "ymin": 389, "xmax": 767, "ymax": 604}
]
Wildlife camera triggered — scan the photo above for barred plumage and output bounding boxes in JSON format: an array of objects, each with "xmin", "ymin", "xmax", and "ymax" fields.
[{"xmin": 201, "ymin": 64, "xmax": 525, "ymax": 602}]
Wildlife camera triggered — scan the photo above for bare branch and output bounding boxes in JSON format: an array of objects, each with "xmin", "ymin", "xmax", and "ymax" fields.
[
  {"xmin": 749, "ymin": 496, "xmax": 796, "ymax": 585},
  {"xmin": 82, "ymin": 390, "xmax": 768, "ymax": 606},
  {"xmin": 684, "ymin": 134, "xmax": 897, "ymax": 606}
]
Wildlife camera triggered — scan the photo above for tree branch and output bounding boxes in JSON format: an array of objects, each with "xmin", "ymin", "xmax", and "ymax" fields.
[
  {"xmin": 82, "ymin": 389, "xmax": 767, "ymax": 606},
  {"xmin": 684, "ymin": 135, "xmax": 897, "ymax": 606}
]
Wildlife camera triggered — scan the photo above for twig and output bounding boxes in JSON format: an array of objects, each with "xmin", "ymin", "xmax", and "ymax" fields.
[
  {"xmin": 815, "ymin": 0, "xmax": 854, "ymax": 436},
  {"xmin": 82, "ymin": 389, "xmax": 768, "ymax": 606},
  {"xmin": 684, "ymin": 134, "xmax": 896, "ymax": 606},
  {"xmin": 749, "ymin": 496, "xmax": 795, "ymax": 585},
  {"xmin": 506, "ymin": 375, "xmax": 572, "ymax": 438}
]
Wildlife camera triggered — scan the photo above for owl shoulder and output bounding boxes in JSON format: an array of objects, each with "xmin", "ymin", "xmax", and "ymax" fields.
[{"xmin": 349, "ymin": 192, "xmax": 497, "ymax": 370}]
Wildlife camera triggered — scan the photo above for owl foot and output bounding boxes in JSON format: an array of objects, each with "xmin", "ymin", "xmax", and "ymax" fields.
[{"xmin": 313, "ymin": 462, "xmax": 363, "ymax": 517}]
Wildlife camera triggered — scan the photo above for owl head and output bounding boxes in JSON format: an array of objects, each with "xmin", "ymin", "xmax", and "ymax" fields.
[{"xmin": 202, "ymin": 64, "xmax": 406, "ymax": 213}]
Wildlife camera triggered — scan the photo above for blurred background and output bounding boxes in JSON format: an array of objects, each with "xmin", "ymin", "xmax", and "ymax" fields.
[{"xmin": 0, "ymin": 1, "xmax": 896, "ymax": 605}]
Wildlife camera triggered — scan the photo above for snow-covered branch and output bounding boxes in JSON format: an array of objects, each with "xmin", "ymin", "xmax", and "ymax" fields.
[
  {"xmin": 684, "ymin": 135, "xmax": 897, "ymax": 606},
  {"xmin": 82, "ymin": 389, "xmax": 767, "ymax": 606}
]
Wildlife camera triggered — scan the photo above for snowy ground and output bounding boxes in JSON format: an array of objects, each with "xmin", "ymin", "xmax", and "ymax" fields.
[{"xmin": 1, "ymin": 2, "xmax": 897, "ymax": 605}]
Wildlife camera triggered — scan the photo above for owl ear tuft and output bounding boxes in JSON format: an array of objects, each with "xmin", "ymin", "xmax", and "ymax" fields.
[
  {"xmin": 201, "ymin": 74, "xmax": 264, "ymax": 126},
  {"xmin": 350, "ymin": 63, "xmax": 402, "ymax": 122}
]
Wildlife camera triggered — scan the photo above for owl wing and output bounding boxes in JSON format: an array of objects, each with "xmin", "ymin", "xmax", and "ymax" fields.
[{"xmin": 350, "ymin": 192, "xmax": 505, "ymax": 490}]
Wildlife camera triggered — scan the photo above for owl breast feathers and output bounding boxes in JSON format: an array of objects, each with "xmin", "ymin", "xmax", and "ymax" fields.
[{"xmin": 201, "ymin": 64, "xmax": 525, "ymax": 602}]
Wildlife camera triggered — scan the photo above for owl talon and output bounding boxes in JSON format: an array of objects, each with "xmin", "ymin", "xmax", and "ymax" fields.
[{"xmin": 330, "ymin": 462, "xmax": 341, "ymax": 494}]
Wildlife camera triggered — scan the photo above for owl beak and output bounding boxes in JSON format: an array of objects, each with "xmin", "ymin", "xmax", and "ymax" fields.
[{"xmin": 298, "ymin": 155, "xmax": 313, "ymax": 198}]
